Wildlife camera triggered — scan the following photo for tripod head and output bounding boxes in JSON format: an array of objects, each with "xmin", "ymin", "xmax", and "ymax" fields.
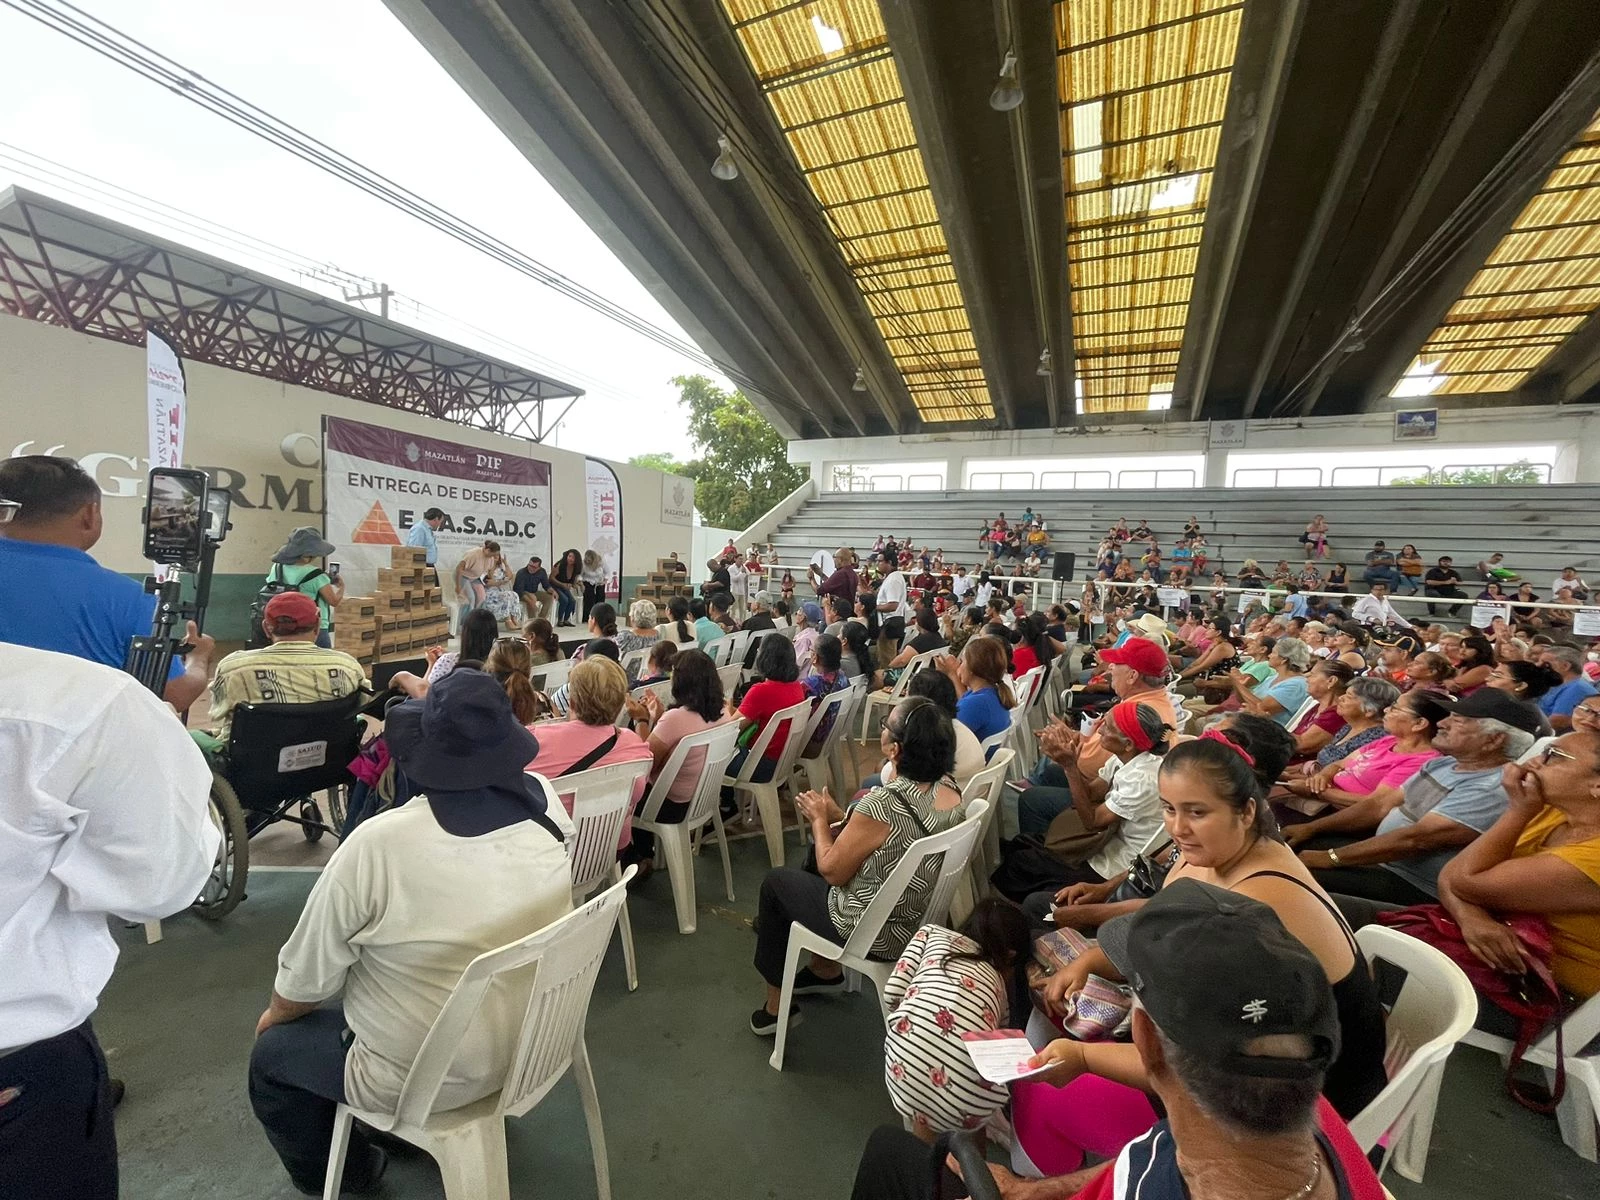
[{"xmin": 124, "ymin": 470, "xmax": 232, "ymax": 697}]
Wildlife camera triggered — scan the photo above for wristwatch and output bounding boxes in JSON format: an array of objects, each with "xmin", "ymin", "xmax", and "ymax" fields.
[{"xmin": 1326, "ymin": 849, "xmax": 1343, "ymax": 867}]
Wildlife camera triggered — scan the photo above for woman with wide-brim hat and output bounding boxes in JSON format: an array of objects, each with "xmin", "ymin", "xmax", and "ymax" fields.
[{"xmin": 267, "ymin": 526, "xmax": 343, "ymax": 648}]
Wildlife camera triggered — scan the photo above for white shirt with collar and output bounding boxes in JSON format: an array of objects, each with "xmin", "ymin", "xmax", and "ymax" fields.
[
  {"xmin": 951, "ymin": 573, "xmax": 973, "ymax": 600},
  {"xmin": 1350, "ymin": 593, "xmax": 1413, "ymax": 629},
  {"xmin": 0, "ymin": 644, "xmax": 218, "ymax": 1052},
  {"xmin": 876, "ymin": 569, "xmax": 912, "ymax": 619}
]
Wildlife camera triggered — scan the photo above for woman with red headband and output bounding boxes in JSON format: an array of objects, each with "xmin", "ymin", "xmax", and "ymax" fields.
[
  {"xmin": 1016, "ymin": 702, "xmax": 1171, "ymax": 890},
  {"xmin": 1014, "ymin": 729, "xmax": 1387, "ymax": 1179}
]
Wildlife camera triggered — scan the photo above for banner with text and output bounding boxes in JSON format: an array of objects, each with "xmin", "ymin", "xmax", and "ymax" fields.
[
  {"xmin": 146, "ymin": 326, "xmax": 187, "ymax": 578},
  {"xmin": 323, "ymin": 415, "xmax": 551, "ymax": 596},
  {"xmin": 585, "ymin": 458, "xmax": 622, "ymax": 600}
]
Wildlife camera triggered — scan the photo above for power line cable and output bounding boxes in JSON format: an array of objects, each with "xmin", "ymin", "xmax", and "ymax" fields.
[{"xmin": 0, "ymin": 0, "xmax": 779, "ymax": 400}]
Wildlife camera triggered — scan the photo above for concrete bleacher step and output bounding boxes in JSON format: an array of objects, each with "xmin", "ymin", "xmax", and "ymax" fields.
[{"xmin": 764, "ymin": 485, "xmax": 1600, "ymax": 584}]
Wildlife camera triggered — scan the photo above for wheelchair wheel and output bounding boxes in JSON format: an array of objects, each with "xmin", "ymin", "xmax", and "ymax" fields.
[
  {"xmin": 194, "ymin": 774, "xmax": 249, "ymax": 920},
  {"xmin": 301, "ymin": 800, "xmax": 324, "ymax": 843},
  {"xmin": 326, "ymin": 786, "xmax": 348, "ymax": 838}
]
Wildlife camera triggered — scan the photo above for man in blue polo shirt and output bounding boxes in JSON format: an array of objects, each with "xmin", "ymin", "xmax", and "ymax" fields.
[
  {"xmin": 404, "ymin": 506, "xmax": 446, "ymax": 583},
  {"xmin": 1537, "ymin": 644, "xmax": 1597, "ymax": 732},
  {"xmin": 0, "ymin": 456, "xmax": 213, "ymax": 711}
]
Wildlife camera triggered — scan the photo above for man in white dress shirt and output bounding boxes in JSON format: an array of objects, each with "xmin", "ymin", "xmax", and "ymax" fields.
[
  {"xmin": 1349, "ymin": 581, "xmax": 1413, "ymax": 630},
  {"xmin": 873, "ymin": 548, "xmax": 913, "ymax": 621},
  {"xmin": 0, "ymin": 644, "xmax": 217, "ymax": 1200}
]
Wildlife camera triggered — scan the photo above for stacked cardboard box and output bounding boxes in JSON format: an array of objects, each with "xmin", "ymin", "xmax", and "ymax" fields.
[
  {"xmin": 633, "ymin": 556, "xmax": 696, "ymax": 602},
  {"xmin": 336, "ymin": 546, "xmax": 454, "ymax": 674}
]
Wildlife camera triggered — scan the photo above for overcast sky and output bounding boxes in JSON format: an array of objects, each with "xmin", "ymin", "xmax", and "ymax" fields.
[{"xmin": 0, "ymin": 0, "xmax": 719, "ymax": 461}]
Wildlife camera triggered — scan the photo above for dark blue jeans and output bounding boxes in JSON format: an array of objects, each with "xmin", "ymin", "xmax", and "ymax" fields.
[
  {"xmin": 555, "ymin": 586, "xmax": 577, "ymax": 622},
  {"xmin": 248, "ymin": 1007, "xmax": 379, "ymax": 1192}
]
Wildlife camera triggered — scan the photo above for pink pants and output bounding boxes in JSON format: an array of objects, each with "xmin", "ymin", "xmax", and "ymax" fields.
[{"xmin": 1011, "ymin": 1074, "xmax": 1159, "ymax": 1176}]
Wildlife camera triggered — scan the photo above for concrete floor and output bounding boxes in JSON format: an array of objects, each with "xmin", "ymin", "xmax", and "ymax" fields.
[{"xmin": 101, "ymin": 820, "xmax": 1600, "ymax": 1199}]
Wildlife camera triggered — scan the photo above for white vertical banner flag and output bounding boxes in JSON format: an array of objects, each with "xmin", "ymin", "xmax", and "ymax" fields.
[
  {"xmin": 146, "ymin": 326, "xmax": 187, "ymax": 577},
  {"xmin": 146, "ymin": 326, "xmax": 187, "ymax": 471},
  {"xmin": 585, "ymin": 459, "xmax": 623, "ymax": 600}
]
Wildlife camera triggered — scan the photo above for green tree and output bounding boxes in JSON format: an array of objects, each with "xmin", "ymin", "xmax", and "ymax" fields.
[
  {"xmin": 627, "ymin": 451, "xmax": 694, "ymax": 476},
  {"xmin": 1388, "ymin": 458, "xmax": 1546, "ymax": 487},
  {"xmin": 662, "ymin": 374, "xmax": 806, "ymax": 529}
]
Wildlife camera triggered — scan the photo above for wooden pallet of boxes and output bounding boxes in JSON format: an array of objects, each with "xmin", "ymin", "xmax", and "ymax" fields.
[
  {"xmin": 633, "ymin": 557, "xmax": 695, "ymax": 603},
  {"xmin": 334, "ymin": 547, "xmax": 452, "ymax": 676}
]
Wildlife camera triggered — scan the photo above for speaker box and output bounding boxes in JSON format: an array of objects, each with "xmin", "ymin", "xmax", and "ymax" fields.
[{"xmin": 1052, "ymin": 552, "xmax": 1076, "ymax": 582}]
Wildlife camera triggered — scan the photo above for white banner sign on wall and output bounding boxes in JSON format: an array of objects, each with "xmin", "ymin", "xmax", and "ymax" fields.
[
  {"xmin": 1573, "ymin": 607, "xmax": 1600, "ymax": 637},
  {"xmin": 322, "ymin": 415, "xmax": 551, "ymax": 597},
  {"xmin": 1237, "ymin": 589, "xmax": 1269, "ymax": 614},
  {"xmin": 661, "ymin": 472, "xmax": 694, "ymax": 526},
  {"xmin": 585, "ymin": 458, "xmax": 623, "ymax": 600}
]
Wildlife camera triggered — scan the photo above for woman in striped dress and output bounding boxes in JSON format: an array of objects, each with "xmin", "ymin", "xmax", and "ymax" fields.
[{"xmin": 883, "ymin": 899, "xmax": 1033, "ymax": 1139}]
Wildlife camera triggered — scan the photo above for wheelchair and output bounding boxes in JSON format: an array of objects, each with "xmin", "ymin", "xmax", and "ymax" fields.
[{"xmin": 194, "ymin": 696, "xmax": 364, "ymax": 920}]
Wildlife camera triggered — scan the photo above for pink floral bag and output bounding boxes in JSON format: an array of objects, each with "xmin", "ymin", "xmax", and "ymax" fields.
[{"xmin": 1028, "ymin": 928, "xmax": 1133, "ymax": 1042}]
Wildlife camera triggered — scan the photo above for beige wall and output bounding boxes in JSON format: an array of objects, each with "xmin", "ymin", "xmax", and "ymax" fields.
[{"xmin": 0, "ymin": 313, "xmax": 691, "ymax": 581}]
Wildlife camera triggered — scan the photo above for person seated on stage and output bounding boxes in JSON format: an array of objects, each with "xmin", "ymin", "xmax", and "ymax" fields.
[
  {"xmin": 198, "ymin": 592, "xmax": 364, "ymax": 753},
  {"xmin": 850, "ymin": 880, "xmax": 1387, "ymax": 1200},
  {"xmin": 749, "ymin": 696, "xmax": 967, "ymax": 1034},
  {"xmin": 1281, "ymin": 691, "xmax": 1441, "ymax": 839},
  {"xmin": 513, "ymin": 555, "xmax": 554, "ymax": 622},
  {"xmin": 248, "ymin": 669, "xmax": 573, "ymax": 1196},
  {"xmin": 1295, "ymin": 689, "xmax": 1540, "ymax": 905}
]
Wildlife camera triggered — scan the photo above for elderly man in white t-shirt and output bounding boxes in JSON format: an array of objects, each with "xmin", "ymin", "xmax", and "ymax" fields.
[{"xmin": 248, "ymin": 669, "xmax": 573, "ymax": 1195}]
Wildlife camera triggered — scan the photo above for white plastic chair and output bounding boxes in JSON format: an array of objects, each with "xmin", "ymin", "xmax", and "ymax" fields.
[
  {"xmin": 949, "ymin": 751, "xmax": 1015, "ymax": 924},
  {"xmin": 631, "ymin": 722, "xmax": 742, "ymax": 934},
  {"xmin": 793, "ymin": 686, "xmax": 858, "ymax": 803},
  {"xmin": 1464, "ymin": 989, "xmax": 1600, "ymax": 1161},
  {"xmin": 705, "ymin": 630, "xmax": 754, "ymax": 670},
  {"xmin": 532, "ymin": 658, "xmax": 573, "ymax": 692},
  {"xmin": 530, "ymin": 761, "xmax": 652, "ymax": 992},
  {"xmin": 320, "ymin": 867, "xmax": 636, "ymax": 1200},
  {"xmin": 1346, "ymin": 925, "xmax": 1477, "ymax": 1181},
  {"xmin": 723, "ymin": 697, "xmax": 813, "ymax": 867},
  {"xmin": 1006, "ymin": 667, "xmax": 1046, "ymax": 774},
  {"xmin": 769, "ymin": 798, "xmax": 990, "ymax": 1071},
  {"xmin": 618, "ymin": 646, "xmax": 651, "ymax": 682},
  {"xmin": 1286, "ymin": 694, "xmax": 1318, "ymax": 733},
  {"xmin": 858, "ymin": 650, "xmax": 940, "ymax": 741},
  {"xmin": 716, "ymin": 662, "xmax": 743, "ymax": 698}
]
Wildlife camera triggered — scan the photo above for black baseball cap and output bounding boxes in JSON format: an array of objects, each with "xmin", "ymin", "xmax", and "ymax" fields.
[
  {"xmin": 1097, "ymin": 880, "xmax": 1339, "ymax": 1080},
  {"xmin": 1419, "ymin": 687, "xmax": 1544, "ymax": 735}
]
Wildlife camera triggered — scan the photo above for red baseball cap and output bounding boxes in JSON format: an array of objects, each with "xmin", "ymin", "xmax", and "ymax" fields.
[
  {"xmin": 1099, "ymin": 636, "xmax": 1169, "ymax": 677},
  {"xmin": 263, "ymin": 591, "xmax": 320, "ymax": 634}
]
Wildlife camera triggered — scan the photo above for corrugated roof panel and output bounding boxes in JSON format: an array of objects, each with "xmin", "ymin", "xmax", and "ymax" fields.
[
  {"xmin": 1394, "ymin": 110, "xmax": 1600, "ymax": 397},
  {"xmin": 1057, "ymin": 0, "xmax": 1243, "ymax": 413},
  {"xmin": 721, "ymin": 0, "xmax": 994, "ymax": 422}
]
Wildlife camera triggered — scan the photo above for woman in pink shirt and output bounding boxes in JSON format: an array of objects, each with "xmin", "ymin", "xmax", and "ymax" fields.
[
  {"xmin": 526, "ymin": 657, "xmax": 652, "ymax": 850},
  {"xmin": 1283, "ymin": 692, "xmax": 1441, "ymax": 845}
]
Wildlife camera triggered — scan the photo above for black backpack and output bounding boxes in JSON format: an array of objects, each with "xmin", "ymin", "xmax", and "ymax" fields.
[{"xmin": 248, "ymin": 564, "xmax": 324, "ymax": 648}]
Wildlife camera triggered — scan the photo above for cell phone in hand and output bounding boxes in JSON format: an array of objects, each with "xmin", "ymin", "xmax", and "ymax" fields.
[{"xmin": 329, "ymin": 561, "xmax": 341, "ymax": 580}]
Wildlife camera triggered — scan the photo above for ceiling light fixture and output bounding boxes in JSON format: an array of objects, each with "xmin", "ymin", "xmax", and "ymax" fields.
[
  {"xmin": 851, "ymin": 367, "xmax": 868, "ymax": 392},
  {"xmin": 1036, "ymin": 348, "xmax": 1052, "ymax": 376},
  {"xmin": 710, "ymin": 135, "xmax": 739, "ymax": 181},
  {"xmin": 989, "ymin": 50, "xmax": 1023, "ymax": 112}
]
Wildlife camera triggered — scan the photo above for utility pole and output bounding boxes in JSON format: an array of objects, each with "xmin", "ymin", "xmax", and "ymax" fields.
[{"xmin": 344, "ymin": 282, "xmax": 392, "ymax": 318}]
